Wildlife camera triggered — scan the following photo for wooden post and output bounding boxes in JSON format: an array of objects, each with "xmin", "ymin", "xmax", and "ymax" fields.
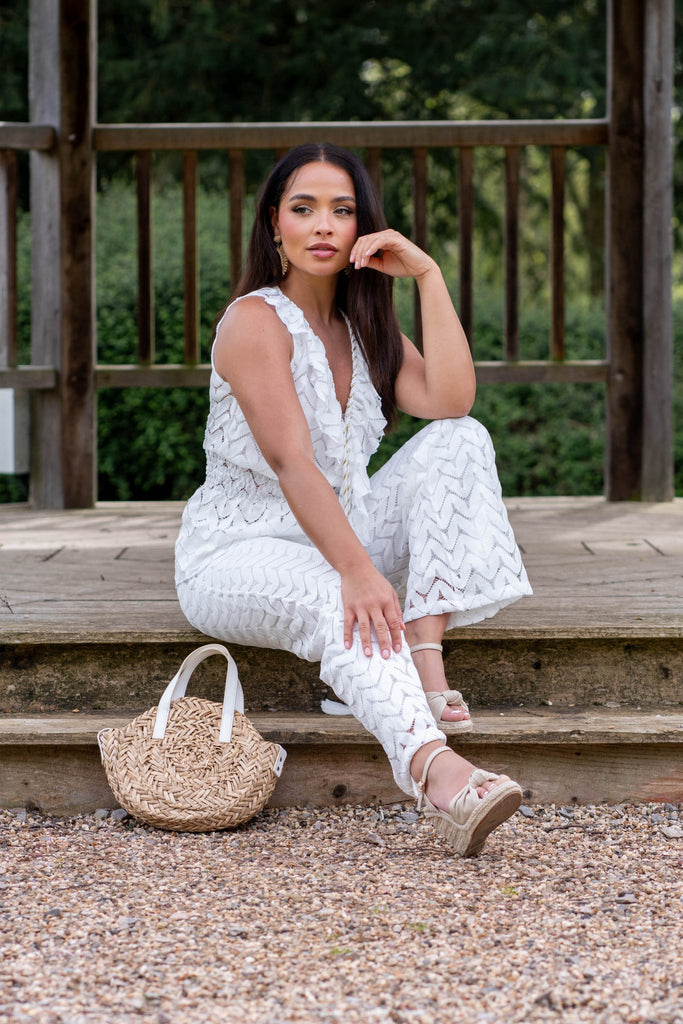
[
  {"xmin": 458, "ymin": 147, "xmax": 474, "ymax": 350},
  {"xmin": 182, "ymin": 150, "xmax": 199, "ymax": 363},
  {"xmin": 641, "ymin": 0, "xmax": 674, "ymax": 500},
  {"xmin": 412, "ymin": 147, "xmax": 428, "ymax": 349},
  {"xmin": 0, "ymin": 151, "xmax": 18, "ymax": 367},
  {"xmin": 550, "ymin": 147, "xmax": 566, "ymax": 362},
  {"xmin": 136, "ymin": 151, "xmax": 154, "ymax": 364},
  {"xmin": 29, "ymin": 0, "xmax": 96, "ymax": 507},
  {"xmin": 0, "ymin": 149, "xmax": 28, "ymax": 475},
  {"xmin": 228, "ymin": 149, "xmax": 244, "ymax": 293},
  {"xmin": 504, "ymin": 147, "xmax": 520, "ymax": 362},
  {"xmin": 605, "ymin": 0, "xmax": 673, "ymax": 500}
]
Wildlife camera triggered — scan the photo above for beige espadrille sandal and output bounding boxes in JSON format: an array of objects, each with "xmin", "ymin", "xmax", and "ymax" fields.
[
  {"xmin": 416, "ymin": 746, "xmax": 523, "ymax": 857},
  {"xmin": 409, "ymin": 643, "xmax": 473, "ymax": 732}
]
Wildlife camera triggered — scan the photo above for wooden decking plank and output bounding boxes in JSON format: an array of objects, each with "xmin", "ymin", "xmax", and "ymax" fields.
[
  {"xmin": 1, "ymin": 497, "xmax": 681, "ymax": 637},
  {"xmin": 2, "ymin": 707, "xmax": 682, "ymax": 746},
  {"xmin": 3, "ymin": 739, "xmax": 679, "ymax": 813},
  {"xmin": 2, "ymin": 708, "xmax": 681, "ymax": 812}
]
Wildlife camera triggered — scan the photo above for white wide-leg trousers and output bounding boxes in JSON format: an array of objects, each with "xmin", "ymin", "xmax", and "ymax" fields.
[{"xmin": 176, "ymin": 418, "xmax": 531, "ymax": 795}]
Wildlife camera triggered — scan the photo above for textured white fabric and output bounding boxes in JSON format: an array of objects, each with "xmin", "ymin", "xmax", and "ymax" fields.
[
  {"xmin": 365, "ymin": 416, "xmax": 532, "ymax": 629},
  {"xmin": 175, "ymin": 286, "xmax": 532, "ymax": 795},
  {"xmin": 175, "ymin": 286, "xmax": 385, "ymax": 578}
]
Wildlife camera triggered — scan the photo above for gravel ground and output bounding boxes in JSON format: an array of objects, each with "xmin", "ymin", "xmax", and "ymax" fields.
[{"xmin": 1, "ymin": 802, "xmax": 682, "ymax": 1024}]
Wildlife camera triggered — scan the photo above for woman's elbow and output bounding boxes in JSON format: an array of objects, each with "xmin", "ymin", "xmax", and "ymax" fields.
[{"xmin": 444, "ymin": 380, "xmax": 476, "ymax": 419}]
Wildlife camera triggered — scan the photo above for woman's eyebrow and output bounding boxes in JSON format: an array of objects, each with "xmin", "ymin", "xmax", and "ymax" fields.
[{"xmin": 288, "ymin": 193, "xmax": 356, "ymax": 203}]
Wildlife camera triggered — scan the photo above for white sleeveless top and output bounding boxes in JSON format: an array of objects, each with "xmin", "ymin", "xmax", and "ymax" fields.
[{"xmin": 175, "ymin": 286, "xmax": 387, "ymax": 584}]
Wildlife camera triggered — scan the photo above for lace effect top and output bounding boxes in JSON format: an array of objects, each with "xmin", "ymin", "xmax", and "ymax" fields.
[{"xmin": 175, "ymin": 286, "xmax": 387, "ymax": 583}]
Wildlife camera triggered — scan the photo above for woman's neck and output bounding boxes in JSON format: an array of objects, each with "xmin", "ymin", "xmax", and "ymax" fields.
[{"xmin": 279, "ymin": 272, "xmax": 340, "ymax": 327}]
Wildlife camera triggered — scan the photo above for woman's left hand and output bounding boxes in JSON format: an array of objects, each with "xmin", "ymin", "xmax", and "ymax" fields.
[{"xmin": 349, "ymin": 229, "xmax": 435, "ymax": 280}]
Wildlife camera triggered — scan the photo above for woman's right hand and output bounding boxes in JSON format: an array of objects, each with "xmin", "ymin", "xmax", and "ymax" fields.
[{"xmin": 341, "ymin": 564, "xmax": 405, "ymax": 659}]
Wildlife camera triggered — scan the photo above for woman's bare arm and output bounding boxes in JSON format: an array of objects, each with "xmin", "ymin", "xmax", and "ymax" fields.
[
  {"xmin": 349, "ymin": 230, "xmax": 476, "ymax": 419},
  {"xmin": 214, "ymin": 298, "xmax": 404, "ymax": 658}
]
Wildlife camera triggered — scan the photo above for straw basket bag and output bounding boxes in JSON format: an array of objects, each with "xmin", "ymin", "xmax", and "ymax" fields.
[{"xmin": 98, "ymin": 644, "xmax": 286, "ymax": 832}]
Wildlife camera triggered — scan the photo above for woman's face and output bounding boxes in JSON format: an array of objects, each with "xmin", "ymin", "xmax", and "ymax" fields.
[{"xmin": 271, "ymin": 161, "xmax": 358, "ymax": 279}]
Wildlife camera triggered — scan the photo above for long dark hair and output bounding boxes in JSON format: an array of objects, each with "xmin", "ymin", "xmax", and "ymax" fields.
[{"xmin": 229, "ymin": 143, "xmax": 404, "ymax": 427}]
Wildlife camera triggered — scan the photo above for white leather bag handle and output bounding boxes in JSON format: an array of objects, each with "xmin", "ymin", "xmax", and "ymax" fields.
[{"xmin": 152, "ymin": 644, "xmax": 244, "ymax": 743}]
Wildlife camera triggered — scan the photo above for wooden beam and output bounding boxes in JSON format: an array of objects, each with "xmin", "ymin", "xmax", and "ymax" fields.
[
  {"xmin": 605, "ymin": 0, "xmax": 674, "ymax": 501},
  {"xmin": 0, "ymin": 367, "xmax": 58, "ymax": 390},
  {"xmin": 96, "ymin": 364, "xmax": 212, "ymax": 389},
  {"xmin": 29, "ymin": 0, "xmax": 97, "ymax": 508},
  {"xmin": 93, "ymin": 360, "xmax": 608, "ymax": 389},
  {"xmin": 0, "ymin": 123, "xmax": 56, "ymax": 150},
  {"xmin": 93, "ymin": 120, "xmax": 609, "ymax": 152},
  {"xmin": 474, "ymin": 360, "xmax": 608, "ymax": 385}
]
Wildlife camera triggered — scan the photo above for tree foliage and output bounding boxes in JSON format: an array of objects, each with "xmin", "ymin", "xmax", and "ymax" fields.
[{"xmin": 95, "ymin": 0, "xmax": 606, "ymax": 124}]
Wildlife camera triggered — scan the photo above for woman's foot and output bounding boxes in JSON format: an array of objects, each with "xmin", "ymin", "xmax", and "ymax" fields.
[
  {"xmin": 409, "ymin": 643, "xmax": 472, "ymax": 728},
  {"xmin": 411, "ymin": 741, "xmax": 488, "ymax": 807},
  {"xmin": 410, "ymin": 742, "xmax": 522, "ymax": 857}
]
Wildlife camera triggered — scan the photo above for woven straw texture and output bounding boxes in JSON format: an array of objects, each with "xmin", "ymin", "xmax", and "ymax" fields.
[{"xmin": 99, "ymin": 696, "xmax": 282, "ymax": 832}]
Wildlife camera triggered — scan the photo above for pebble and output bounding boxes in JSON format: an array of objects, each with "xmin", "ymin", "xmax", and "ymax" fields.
[
  {"xmin": 0, "ymin": 801, "xmax": 681, "ymax": 1024},
  {"xmin": 365, "ymin": 832, "xmax": 386, "ymax": 847}
]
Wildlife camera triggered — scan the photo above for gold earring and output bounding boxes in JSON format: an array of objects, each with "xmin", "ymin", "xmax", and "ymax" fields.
[{"xmin": 274, "ymin": 235, "xmax": 289, "ymax": 277}]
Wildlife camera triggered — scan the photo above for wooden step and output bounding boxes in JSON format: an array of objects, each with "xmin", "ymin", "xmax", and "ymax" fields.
[
  {"xmin": 1, "ymin": 498, "xmax": 682, "ymax": 711},
  {"xmin": 2, "ymin": 627, "xmax": 682, "ymax": 713},
  {"xmin": 2, "ymin": 499, "xmax": 682, "ymax": 815},
  {"xmin": 1, "ymin": 707, "xmax": 681, "ymax": 815}
]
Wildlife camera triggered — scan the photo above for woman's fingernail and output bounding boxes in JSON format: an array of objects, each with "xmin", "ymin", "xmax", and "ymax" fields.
[
  {"xmin": 345, "ymin": 639, "xmax": 351, "ymax": 649},
  {"xmin": 394, "ymin": 642, "xmax": 402, "ymax": 652},
  {"xmin": 382, "ymin": 648, "xmax": 390, "ymax": 659},
  {"xmin": 364, "ymin": 646, "xmax": 372, "ymax": 656}
]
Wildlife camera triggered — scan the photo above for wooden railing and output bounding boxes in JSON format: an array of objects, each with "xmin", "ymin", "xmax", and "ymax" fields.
[
  {"xmin": 0, "ymin": 124, "xmax": 57, "ymax": 392},
  {"xmin": 0, "ymin": 0, "xmax": 675, "ymax": 506},
  {"xmin": 91, "ymin": 119, "xmax": 609, "ymax": 389}
]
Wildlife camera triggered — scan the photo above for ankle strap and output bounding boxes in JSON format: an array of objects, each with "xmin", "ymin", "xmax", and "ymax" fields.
[
  {"xmin": 416, "ymin": 744, "xmax": 450, "ymax": 810},
  {"xmin": 409, "ymin": 642, "xmax": 443, "ymax": 654}
]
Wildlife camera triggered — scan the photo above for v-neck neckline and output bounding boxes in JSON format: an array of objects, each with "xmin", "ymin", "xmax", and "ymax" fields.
[{"xmin": 277, "ymin": 288, "xmax": 356, "ymax": 419}]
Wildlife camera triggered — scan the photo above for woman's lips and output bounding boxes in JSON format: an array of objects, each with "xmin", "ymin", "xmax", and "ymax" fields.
[{"xmin": 308, "ymin": 245, "xmax": 338, "ymax": 258}]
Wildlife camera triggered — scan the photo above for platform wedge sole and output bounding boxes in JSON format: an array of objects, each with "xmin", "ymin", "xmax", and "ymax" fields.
[
  {"xmin": 423, "ymin": 779, "xmax": 523, "ymax": 857},
  {"xmin": 415, "ymin": 747, "xmax": 523, "ymax": 858}
]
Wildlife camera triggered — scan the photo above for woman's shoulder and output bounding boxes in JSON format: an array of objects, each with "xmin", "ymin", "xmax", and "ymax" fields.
[
  {"xmin": 217, "ymin": 288, "xmax": 290, "ymax": 341},
  {"xmin": 217, "ymin": 286, "xmax": 276, "ymax": 323},
  {"xmin": 213, "ymin": 289, "xmax": 293, "ymax": 382},
  {"xmin": 218, "ymin": 287, "xmax": 321, "ymax": 354}
]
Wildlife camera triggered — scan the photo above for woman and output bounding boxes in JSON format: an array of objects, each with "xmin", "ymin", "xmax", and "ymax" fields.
[{"xmin": 175, "ymin": 143, "xmax": 532, "ymax": 856}]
